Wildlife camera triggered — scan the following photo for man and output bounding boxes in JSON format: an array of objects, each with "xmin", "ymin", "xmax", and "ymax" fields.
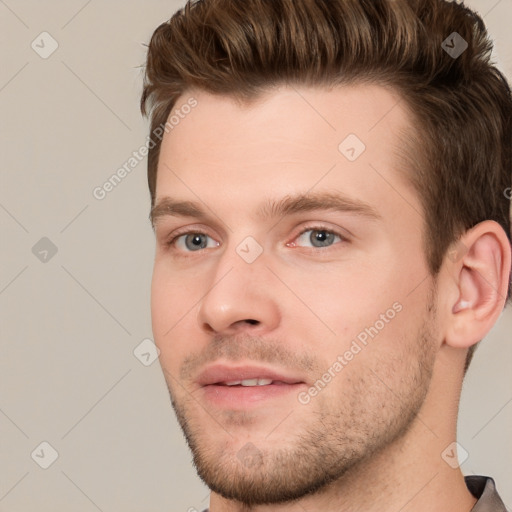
[{"xmin": 141, "ymin": 0, "xmax": 512, "ymax": 510}]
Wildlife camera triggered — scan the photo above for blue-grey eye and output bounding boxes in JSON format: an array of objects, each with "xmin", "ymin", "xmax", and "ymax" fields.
[
  {"xmin": 296, "ymin": 229, "xmax": 342, "ymax": 248},
  {"xmin": 175, "ymin": 233, "xmax": 218, "ymax": 251}
]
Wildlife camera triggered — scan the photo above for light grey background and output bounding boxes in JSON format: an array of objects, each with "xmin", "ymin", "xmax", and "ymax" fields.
[{"xmin": 0, "ymin": 1, "xmax": 510, "ymax": 511}]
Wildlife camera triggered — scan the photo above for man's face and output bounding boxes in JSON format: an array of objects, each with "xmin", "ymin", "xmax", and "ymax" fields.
[{"xmin": 151, "ymin": 85, "xmax": 440, "ymax": 504}]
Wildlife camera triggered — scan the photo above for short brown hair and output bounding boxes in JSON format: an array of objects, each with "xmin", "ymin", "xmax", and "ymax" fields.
[{"xmin": 140, "ymin": 0, "xmax": 512, "ymax": 370}]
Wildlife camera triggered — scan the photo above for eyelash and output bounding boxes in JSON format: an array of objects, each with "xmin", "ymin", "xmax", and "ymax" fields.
[{"xmin": 165, "ymin": 224, "xmax": 348, "ymax": 255}]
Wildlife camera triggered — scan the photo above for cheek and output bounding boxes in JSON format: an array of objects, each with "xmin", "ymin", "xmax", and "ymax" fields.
[
  {"xmin": 150, "ymin": 259, "xmax": 225, "ymax": 376},
  {"xmin": 285, "ymin": 263, "xmax": 393, "ymax": 327},
  {"xmin": 151, "ymin": 278, "xmax": 189, "ymax": 376},
  {"xmin": 151, "ymin": 265, "xmax": 171, "ymax": 333},
  {"xmin": 150, "ymin": 262, "xmax": 201, "ymax": 347},
  {"xmin": 285, "ymin": 259, "xmax": 415, "ymax": 362}
]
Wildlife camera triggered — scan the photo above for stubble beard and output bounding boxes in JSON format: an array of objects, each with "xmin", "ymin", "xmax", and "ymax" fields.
[{"xmin": 166, "ymin": 297, "xmax": 438, "ymax": 506}]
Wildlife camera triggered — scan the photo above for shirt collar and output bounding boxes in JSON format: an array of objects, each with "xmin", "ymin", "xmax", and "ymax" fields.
[{"xmin": 466, "ymin": 476, "xmax": 508, "ymax": 511}]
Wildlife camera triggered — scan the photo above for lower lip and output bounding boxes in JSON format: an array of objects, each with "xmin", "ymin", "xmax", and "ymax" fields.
[{"xmin": 201, "ymin": 382, "xmax": 306, "ymax": 408}]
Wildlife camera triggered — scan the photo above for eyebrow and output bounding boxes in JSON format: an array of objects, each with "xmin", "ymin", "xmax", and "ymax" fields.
[{"xmin": 150, "ymin": 191, "xmax": 382, "ymax": 228}]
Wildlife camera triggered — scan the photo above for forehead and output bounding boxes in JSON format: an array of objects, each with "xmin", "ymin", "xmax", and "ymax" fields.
[
  {"xmin": 155, "ymin": 84, "xmax": 419, "ymax": 227},
  {"xmin": 162, "ymin": 84, "xmax": 409, "ymax": 156}
]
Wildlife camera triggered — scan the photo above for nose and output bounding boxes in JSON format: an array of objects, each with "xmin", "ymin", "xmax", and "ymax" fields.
[{"xmin": 196, "ymin": 245, "xmax": 281, "ymax": 335}]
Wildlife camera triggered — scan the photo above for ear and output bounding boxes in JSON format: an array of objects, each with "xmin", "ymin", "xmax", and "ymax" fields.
[{"xmin": 444, "ymin": 220, "xmax": 511, "ymax": 349}]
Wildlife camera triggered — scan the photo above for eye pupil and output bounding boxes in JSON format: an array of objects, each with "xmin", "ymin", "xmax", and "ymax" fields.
[
  {"xmin": 311, "ymin": 230, "xmax": 335, "ymax": 247},
  {"xmin": 186, "ymin": 234, "xmax": 207, "ymax": 250}
]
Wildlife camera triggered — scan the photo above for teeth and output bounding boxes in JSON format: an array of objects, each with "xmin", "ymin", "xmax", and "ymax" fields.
[
  {"xmin": 246, "ymin": 378, "xmax": 273, "ymax": 386},
  {"xmin": 224, "ymin": 378, "xmax": 273, "ymax": 386},
  {"xmin": 241, "ymin": 379, "xmax": 259, "ymax": 386}
]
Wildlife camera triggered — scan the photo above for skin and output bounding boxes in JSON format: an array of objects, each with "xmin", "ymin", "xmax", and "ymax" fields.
[{"xmin": 150, "ymin": 85, "xmax": 511, "ymax": 511}]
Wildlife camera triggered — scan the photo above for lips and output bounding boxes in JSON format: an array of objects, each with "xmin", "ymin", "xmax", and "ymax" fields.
[
  {"xmin": 196, "ymin": 364, "xmax": 307, "ymax": 408},
  {"xmin": 196, "ymin": 364, "xmax": 306, "ymax": 388}
]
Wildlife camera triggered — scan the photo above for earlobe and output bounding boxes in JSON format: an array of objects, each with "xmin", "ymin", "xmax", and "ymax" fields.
[{"xmin": 445, "ymin": 221, "xmax": 511, "ymax": 349}]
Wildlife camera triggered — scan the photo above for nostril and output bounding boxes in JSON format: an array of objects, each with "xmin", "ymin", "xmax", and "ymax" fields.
[{"xmin": 245, "ymin": 319, "xmax": 259, "ymax": 325}]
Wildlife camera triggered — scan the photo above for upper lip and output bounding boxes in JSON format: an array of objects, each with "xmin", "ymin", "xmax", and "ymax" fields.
[{"xmin": 196, "ymin": 363, "xmax": 306, "ymax": 387}]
